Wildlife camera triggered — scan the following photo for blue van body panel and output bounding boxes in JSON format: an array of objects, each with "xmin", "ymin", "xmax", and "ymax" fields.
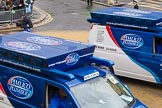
[
  {"xmin": 132, "ymin": 99, "xmax": 148, "ymax": 108},
  {"xmin": 109, "ymin": 26, "xmax": 162, "ymax": 83}
]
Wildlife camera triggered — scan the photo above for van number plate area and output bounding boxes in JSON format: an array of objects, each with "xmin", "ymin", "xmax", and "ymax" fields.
[{"xmin": 96, "ymin": 45, "xmax": 117, "ymax": 52}]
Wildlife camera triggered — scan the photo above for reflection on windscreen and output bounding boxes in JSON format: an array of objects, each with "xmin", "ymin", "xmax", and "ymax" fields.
[{"xmin": 70, "ymin": 74, "xmax": 134, "ymax": 108}]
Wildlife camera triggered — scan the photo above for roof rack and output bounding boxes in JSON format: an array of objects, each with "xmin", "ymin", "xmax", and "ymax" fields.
[
  {"xmin": 0, "ymin": 56, "xmax": 75, "ymax": 81},
  {"xmin": 87, "ymin": 7, "xmax": 162, "ymax": 32},
  {"xmin": 0, "ymin": 32, "xmax": 95, "ymax": 74}
]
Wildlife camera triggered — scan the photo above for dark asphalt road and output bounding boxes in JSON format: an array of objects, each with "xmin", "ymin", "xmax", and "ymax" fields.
[
  {"xmin": 33, "ymin": 0, "xmax": 162, "ymax": 31},
  {"xmin": 33, "ymin": 0, "xmax": 109, "ymax": 31}
]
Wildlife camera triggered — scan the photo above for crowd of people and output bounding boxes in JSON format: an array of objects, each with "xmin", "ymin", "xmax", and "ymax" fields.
[
  {"xmin": 0, "ymin": 0, "xmax": 34, "ymax": 11},
  {"xmin": 0, "ymin": 0, "xmax": 34, "ymax": 32}
]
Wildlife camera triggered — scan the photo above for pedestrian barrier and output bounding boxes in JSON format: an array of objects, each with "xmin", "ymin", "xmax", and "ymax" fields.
[
  {"xmin": 0, "ymin": 11, "xmax": 10, "ymax": 23},
  {"xmin": 0, "ymin": 8, "xmax": 32, "ymax": 24}
]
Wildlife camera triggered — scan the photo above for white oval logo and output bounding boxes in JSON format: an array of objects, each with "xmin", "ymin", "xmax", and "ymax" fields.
[
  {"xmin": 65, "ymin": 53, "xmax": 79, "ymax": 65},
  {"xmin": 120, "ymin": 34, "xmax": 144, "ymax": 49},
  {"xmin": 7, "ymin": 76, "xmax": 33, "ymax": 99},
  {"xmin": 27, "ymin": 37, "xmax": 63, "ymax": 45},
  {"xmin": 4, "ymin": 42, "xmax": 41, "ymax": 51}
]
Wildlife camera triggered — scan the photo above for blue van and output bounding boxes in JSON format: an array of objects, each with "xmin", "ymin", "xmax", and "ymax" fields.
[
  {"xmin": 88, "ymin": 7, "xmax": 162, "ymax": 84},
  {"xmin": 0, "ymin": 32, "xmax": 147, "ymax": 108}
]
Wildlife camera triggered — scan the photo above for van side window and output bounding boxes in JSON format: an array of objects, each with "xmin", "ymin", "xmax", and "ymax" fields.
[
  {"xmin": 47, "ymin": 85, "xmax": 73, "ymax": 108},
  {"xmin": 155, "ymin": 37, "xmax": 162, "ymax": 54}
]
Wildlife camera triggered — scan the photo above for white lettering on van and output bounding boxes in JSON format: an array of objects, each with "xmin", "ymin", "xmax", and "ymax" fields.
[
  {"xmin": 124, "ymin": 35, "xmax": 142, "ymax": 42},
  {"xmin": 106, "ymin": 47, "xmax": 117, "ymax": 51},
  {"xmin": 123, "ymin": 9, "xmax": 151, "ymax": 14},
  {"xmin": 106, "ymin": 22, "xmax": 148, "ymax": 29},
  {"xmin": 96, "ymin": 30, "xmax": 104, "ymax": 42},
  {"xmin": 114, "ymin": 12, "xmax": 142, "ymax": 17},
  {"xmin": 49, "ymin": 60, "xmax": 66, "ymax": 67},
  {"xmin": 122, "ymin": 40, "xmax": 140, "ymax": 47},
  {"xmin": 9, "ymin": 86, "xmax": 30, "ymax": 96},
  {"xmin": 0, "ymin": 58, "xmax": 41, "ymax": 72},
  {"xmin": 84, "ymin": 71, "xmax": 99, "ymax": 81},
  {"xmin": 11, "ymin": 79, "xmax": 31, "ymax": 90},
  {"xmin": 96, "ymin": 45, "xmax": 104, "ymax": 49},
  {"xmin": 96, "ymin": 45, "xmax": 117, "ymax": 52}
]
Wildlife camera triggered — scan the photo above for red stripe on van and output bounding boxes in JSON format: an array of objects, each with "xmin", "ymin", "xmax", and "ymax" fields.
[
  {"xmin": 106, "ymin": 26, "xmax": 119, "ymax": 47},
  {"xmin": 90, "ymin": 25, "xmax": 93, "ymax": 30},
  {"xmin": 0, "ymin": 83, "xmax": 6, "ymax": 95}
]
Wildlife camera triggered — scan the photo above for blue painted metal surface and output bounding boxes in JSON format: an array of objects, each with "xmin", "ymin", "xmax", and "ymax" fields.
[
  {"xmin": 87, "ymin": 7, "xmax": 162, "ymax": 31},
  {"xmin": 0, "ymin": 32, "xmax": 95, "ymax": 70}
]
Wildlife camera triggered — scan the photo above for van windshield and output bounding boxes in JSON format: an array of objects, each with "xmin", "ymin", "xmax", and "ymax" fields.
[{"xmin": 70, "ymin": 74, "xmax": 134, "ymax": 108}]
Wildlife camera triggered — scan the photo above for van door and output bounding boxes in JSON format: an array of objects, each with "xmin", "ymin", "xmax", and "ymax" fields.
[
  {"xmin": 133, "ymin": 36, "xmax": 162, "ymax": 84},
  {"xmin": 150, "ymin": 37, "xmax": 162, "ymax": 83}
]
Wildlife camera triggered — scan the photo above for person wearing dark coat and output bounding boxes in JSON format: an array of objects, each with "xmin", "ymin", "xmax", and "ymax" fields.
[
  {"xmin": 16, "ymin": 15, "xmax": 33, "ymax": 31},
  {"xmin": 0, "ymin": 0, "xmax": 6, "ymax": 11},
  {"xmin": 18, "ymin": 0, "xmax": 25, "ymax": 9},
  {"xmin": 133, "ymin": 0, "xmax": 139, "ymax": 9},
  {"xmin": 87, "ymin": 0, "xmax": 93, "ymax": 6}
]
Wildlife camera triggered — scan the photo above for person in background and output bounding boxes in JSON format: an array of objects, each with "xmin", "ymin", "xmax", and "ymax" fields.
[
  {"xmin": 5, "ymin": 0, "xmax": 12, "ymax": 11},
  {"xmin": 12, "ymin": 0, "xmax": 19, "ymax": 10},
  {"xmin": 133, "ymin": 0, "xmax": 139, "ymax": 9},
  {"xmin": 16, "ymin": 15, "xmax": 33, "ymax": 32},
  {"xmin": 24, "ymin": 0, "xmax": 32, "ymax": 14},
  {"xmin": 87, "ymin": 0, "xmax": 93, "ymax": 7},
  {"xmin": 18, "ymin": 0, "xmax": 25, "ymax": 9},
  {"xmin": 0, "ymin": 0, "xmax": 6, "ymax": 11},
  {"xmin": 48, "ymin": 89, "xmax": 73, "ymax": 108}
]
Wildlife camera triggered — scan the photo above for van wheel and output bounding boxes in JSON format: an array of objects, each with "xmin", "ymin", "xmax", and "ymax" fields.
[{"xmin": 100, "ymin": 65, "xmax": 114, "ymax": 74}]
